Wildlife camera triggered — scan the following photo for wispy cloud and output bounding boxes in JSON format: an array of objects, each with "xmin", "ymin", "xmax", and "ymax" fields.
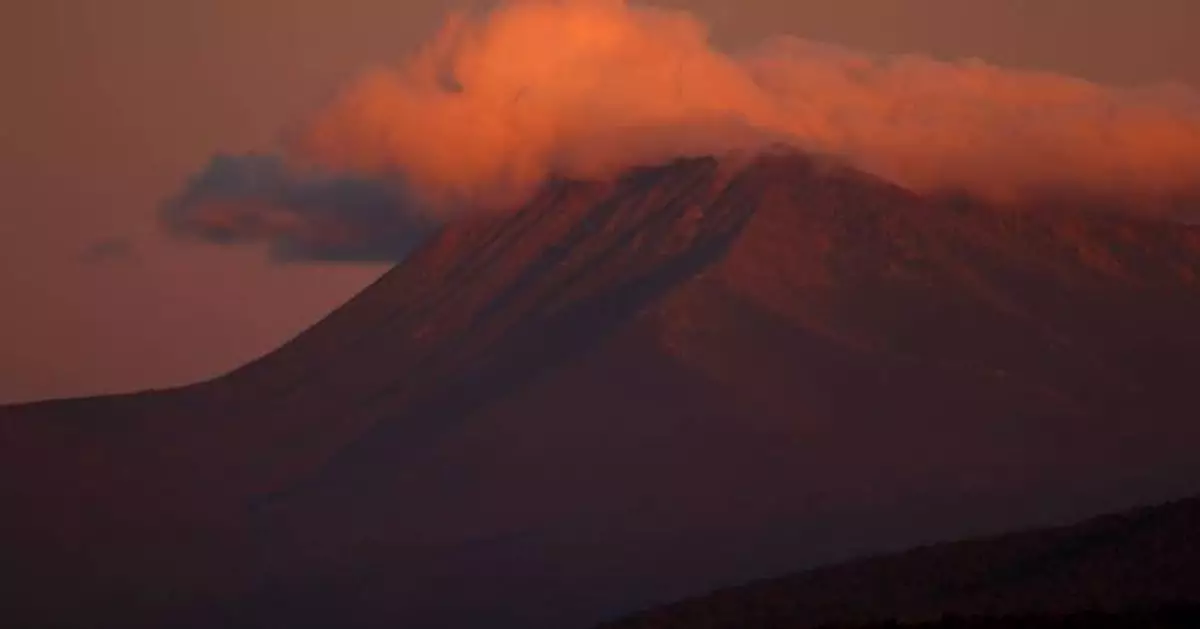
[
  {"xmin": 81, "ymin": 237, "xmax": 137, "ymax": 264},
  {"xmin": 162, "ymin": 154, "xmax": 435, "ymax": 261}
]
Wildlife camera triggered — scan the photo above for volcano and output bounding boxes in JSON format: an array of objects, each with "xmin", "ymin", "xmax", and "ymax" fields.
[{"xmin": 4, "ymin": 151, "xmax": 1200, "ymax": 629}]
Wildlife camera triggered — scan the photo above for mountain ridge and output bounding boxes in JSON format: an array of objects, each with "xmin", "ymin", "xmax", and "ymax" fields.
[{"xmin": 596, "ymin": 493, "xmax": 1200, "ymax": 628}]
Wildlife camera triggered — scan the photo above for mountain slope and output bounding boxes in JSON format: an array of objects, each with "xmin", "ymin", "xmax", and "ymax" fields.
[
  {"xmin": 596, "ymin": 495, "xmax": 1200, "ymax": 628},
  {"xmin": 3, "ymin": 150, "xmax": 1200, "ymax": 629}
]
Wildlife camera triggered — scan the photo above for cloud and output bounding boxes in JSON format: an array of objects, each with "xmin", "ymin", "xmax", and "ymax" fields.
[
  {"xmin": 162, "ymin": 154, "xmax": 434, "ymax": 261},
  {"xmin": 81, "ymin": 238, "xmax": 137, "ymax": 264},
  {"xmin": 166, "ymin": 0, "xmax": 1200, "ymax": 261}
]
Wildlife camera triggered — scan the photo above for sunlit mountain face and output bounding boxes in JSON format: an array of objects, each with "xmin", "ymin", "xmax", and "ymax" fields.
[{"xmin": 5, "ymin": 150, "xmax": 1200, "ymax": 629}]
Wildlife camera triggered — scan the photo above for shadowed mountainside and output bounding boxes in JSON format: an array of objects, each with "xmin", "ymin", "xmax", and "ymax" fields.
[
  {"xmin": 596, "ymin": 495, "xmax": 1200, "ymax": 628},
  {"xmin": 3, "ymin": 150, "xmax": 1200, "ymax": 629}
]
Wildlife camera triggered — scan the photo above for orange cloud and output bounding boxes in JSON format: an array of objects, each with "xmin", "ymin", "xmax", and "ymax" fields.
[
  {"xmin": 169, "ymin": 0, "xmax": 1200, "ymax": 260},
  {"xmin": 290, "ymin": 0, "xmax": 1200, "ymax": 209}
]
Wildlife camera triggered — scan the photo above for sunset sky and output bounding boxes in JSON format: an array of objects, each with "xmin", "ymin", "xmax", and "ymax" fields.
[{"xmin": 3, "ymin": 0, "xmax": 1199, "ymax": 403}]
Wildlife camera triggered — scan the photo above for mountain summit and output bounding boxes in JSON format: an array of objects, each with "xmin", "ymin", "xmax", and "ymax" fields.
[{"xmin": 5, "ymin": 151, "xmax": 1200, "ymax": 629}]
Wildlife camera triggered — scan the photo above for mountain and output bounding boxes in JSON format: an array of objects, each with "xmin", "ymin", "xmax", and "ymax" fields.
[
  {"xmin": 4, "ymin": 150, "xmax": 1200, "ymax": 629},
  {"xmin": 596, "ymin": 495, "xmax": 1200, "ymax": 628}
]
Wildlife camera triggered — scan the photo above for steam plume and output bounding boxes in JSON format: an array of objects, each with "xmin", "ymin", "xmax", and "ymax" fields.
[{"xmin": 166, "ymin": 0, "xmax": 1200, "ymax": 259}]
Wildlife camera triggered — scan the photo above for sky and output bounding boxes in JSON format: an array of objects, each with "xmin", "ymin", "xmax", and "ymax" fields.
[{"xmin": 2, "ymin": 0, "xmax": 1199, "ymax": 404}]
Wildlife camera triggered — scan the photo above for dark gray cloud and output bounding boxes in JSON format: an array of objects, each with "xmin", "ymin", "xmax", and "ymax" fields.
[{"xmin": 161, "ymin": 154, "xmax": 438, "ymax": 262}]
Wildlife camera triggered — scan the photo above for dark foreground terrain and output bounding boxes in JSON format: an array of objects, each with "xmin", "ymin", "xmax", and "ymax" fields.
[
  {"xmin": 822, "ymin": 606, "xmax": 1200, "ymax": 629},
  {"xmin": 4, "ymin": 150, "xmax": 1200, "ymax": 628},
  {"xmin": 599, "ymin": 495, "xmax": 1200, "ymax": 628}
]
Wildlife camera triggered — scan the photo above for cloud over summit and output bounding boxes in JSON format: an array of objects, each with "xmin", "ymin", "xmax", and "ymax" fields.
[{"xmin": 166, "ymin": 0, "xmax": 1200, "ymax": 260}]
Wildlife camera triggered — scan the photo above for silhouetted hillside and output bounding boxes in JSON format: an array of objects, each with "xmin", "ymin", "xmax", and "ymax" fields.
[
  {"xmin": 598, "ymin": 496, "xmax": 1200, "ymax": 628},
  {"xmin": 4, "ymin": 151, "xmax": 1200, "ymax": 629},
  {"xmin": 822, "ymin": 604, "xmax": 1200, "ymax": 629}
]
